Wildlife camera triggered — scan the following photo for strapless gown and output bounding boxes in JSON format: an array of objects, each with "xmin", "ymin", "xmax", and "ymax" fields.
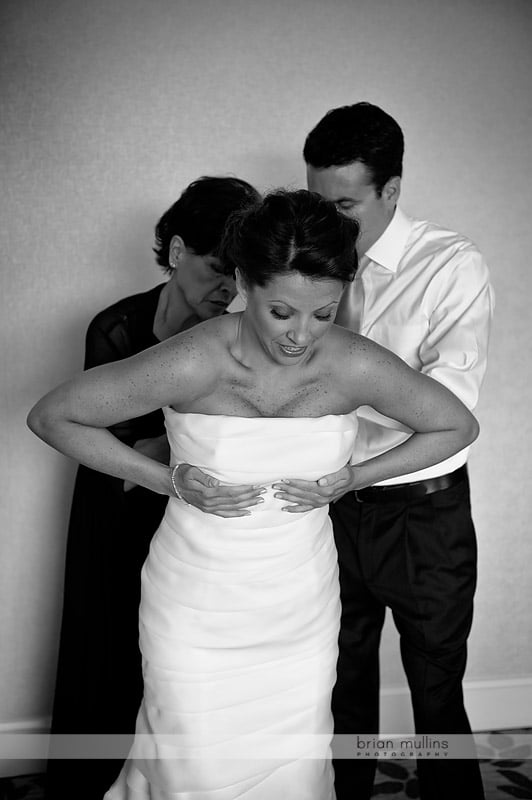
[{"xmin": 105, "ymin": 409, "xmax": 358, "ymax": 800}]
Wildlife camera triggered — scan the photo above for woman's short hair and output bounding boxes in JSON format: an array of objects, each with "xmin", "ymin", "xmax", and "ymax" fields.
[
  {"xmin": 219, "ymin": 189, "xmax": 359, "ymax": 287},
  {"xmin": 153, "ymin": 176, "xmax": 260, "ymax": 273}
]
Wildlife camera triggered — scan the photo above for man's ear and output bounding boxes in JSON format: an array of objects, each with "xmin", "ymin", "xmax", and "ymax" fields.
[
  {"xmin": 235, "ymin": 268, "xmax": 248, "ymax": 302},
  {"xmin": 168, "ymin": 235, "xmax": 186, "ymax": 269},
  {"xmin": 382, "ymin": 176, "xmax": 401, "ymax": 208}
]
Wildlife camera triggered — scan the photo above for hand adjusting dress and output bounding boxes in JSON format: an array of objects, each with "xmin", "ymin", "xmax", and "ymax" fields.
[{"xmin": 105, "ymin": 408, "xmax": 358, "ymax": 800}]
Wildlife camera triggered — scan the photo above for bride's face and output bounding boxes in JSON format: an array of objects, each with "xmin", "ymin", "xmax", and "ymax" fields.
[{"xmin": 238, "ymin": 270, "xmax": 344, "ymax": 366}]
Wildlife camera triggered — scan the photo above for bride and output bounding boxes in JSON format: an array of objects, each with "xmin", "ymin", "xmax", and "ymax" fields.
[{"xmin": 28, "ymin": 190, "xmax": 478, "ymax": 799}]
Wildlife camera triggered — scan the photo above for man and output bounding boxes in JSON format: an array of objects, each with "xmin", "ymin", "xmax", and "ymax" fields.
[
  {"xmin": 175, "ymin": 103, "xmax": 493, "ymax": 799},
  {"xmin": 293, "ymin": 102, "xmax": 492, "ymax": 799}
]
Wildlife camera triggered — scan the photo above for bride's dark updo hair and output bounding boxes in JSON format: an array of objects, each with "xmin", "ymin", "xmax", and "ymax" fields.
[{"xmin": 219, "ymin": 189, "xmax": 359, "ymax": 287}]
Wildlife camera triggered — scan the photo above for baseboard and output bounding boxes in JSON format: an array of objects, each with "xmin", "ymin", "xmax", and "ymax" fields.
[
  {"xmin": 464, "ymin": 676, "xmax": 532, "ymax": 731},
  {"xmin": 2, "ymin": 680, "xmax": 531, "ymax": 778},
  {"xmin": 380, "ymin": 676, "xmax": 532, "ymax": 734},
  {"xmin": 0, "ymin": 717, "xmax": 49, "ymax": 779}
]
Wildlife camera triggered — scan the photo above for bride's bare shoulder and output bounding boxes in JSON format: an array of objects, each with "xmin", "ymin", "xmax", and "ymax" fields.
[
  {"xmin": 121, "ymin": 314, "xmax": 236, "ymax": 408},
  {"xmin": 325, "ymin": 325, "xmax": 395, "ymax": 373},
  {"xmin": 327, "ymin": 324, "xmax": 372, "ymax": 358},
  {"xmin": 155, "ymin": 314, "xmax": 236, "ymax": 376}
]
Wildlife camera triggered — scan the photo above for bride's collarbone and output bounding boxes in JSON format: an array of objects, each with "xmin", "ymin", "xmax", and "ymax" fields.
[
  {"xmin": 215, "ymin": 370, "xmax": 342, "ymax": 417},
  {"xmin": 224, "ymin": 362, "xmax": 319, "ymax": 393}
]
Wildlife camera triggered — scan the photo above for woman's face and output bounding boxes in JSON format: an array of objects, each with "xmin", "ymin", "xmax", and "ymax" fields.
[
  {"xmin": 239, "ymin": 270, "xmax": 344, "ymax": 367},
  {"xmin": 171, "ymin": 241, "xmax": 237, "ymax": 321}
]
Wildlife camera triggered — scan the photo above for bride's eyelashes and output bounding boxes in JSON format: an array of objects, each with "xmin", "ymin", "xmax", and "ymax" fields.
[
  {"xmin": 270, "ymin": 309, "xmax": 291, "ymax": 320},
  {"xmin": 269, "ymin": 308, "xmax": 333, "ymax": 322}
]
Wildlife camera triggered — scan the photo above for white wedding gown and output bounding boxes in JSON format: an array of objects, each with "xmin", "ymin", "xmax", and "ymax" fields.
[{"xmin": 105, "ymin": 408, "xmax": 357, "ymax": 800}]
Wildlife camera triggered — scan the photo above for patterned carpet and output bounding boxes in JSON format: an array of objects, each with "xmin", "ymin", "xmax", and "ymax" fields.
[
  {"xmin": 369, "ymin": 730, "xmax": 532, "ymax": 799},
  {"xmin": 1, "ymin": 730, "xmax": 530, "ymax": 799}
]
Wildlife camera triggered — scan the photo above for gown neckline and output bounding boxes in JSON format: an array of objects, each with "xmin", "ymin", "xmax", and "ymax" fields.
[{"xmin": 164, "ymin": 406, "xmax": 357, "ymax": 422}]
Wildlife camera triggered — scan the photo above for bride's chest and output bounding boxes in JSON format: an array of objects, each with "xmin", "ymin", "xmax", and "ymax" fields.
[{"xmin": 210, "ymin": 368, "xmax": 345, "ymax": 417}]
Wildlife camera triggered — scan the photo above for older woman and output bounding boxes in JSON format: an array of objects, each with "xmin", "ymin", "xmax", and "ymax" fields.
[
  {"xmin": 45, "ymin": 176, "xmax": 260, "ymax": 800},
  {"xmin": 30, "ymin": 190, "xmax": 477, "ymax": 800}
]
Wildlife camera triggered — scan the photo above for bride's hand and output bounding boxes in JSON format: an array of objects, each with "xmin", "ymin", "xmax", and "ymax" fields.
[
  {"xmin": 272, "ymin": 464, "xmax": 357, "ymax": 512},
  {"xmin": 173, "ymin": 463, "xmax": 266, "ymax": 517}
]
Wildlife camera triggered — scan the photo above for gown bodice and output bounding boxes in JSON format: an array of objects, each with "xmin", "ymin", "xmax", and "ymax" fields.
[{"xmin": 164, "ymin": 406, "xmax": 358, "ymax": 511}]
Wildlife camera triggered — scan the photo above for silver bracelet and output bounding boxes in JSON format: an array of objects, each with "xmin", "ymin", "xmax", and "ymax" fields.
[{"xmin": 170, "ymin": 464, "xmax": 186, "ymax": 502}]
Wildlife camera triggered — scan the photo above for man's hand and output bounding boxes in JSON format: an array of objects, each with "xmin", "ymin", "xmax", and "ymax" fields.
[
  {"xmin": 272, "ymin": 463, "xmax": 356, "ymax": 513},
  {"xmin": 173, "ymin": 463, "xmax": 266, "ymax": 517}
]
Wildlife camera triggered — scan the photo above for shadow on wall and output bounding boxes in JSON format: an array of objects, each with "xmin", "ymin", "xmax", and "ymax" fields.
[{"xmin": 242, "ymin": 149, "xmax": 303, "ymax": 192}]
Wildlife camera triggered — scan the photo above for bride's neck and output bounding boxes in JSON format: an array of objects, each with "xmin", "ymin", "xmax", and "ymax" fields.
[
  {"xmin": 231, "ymin": 313, "xmax": 267, "ymax": 370},
  {"xmin": 231, "ymin": 312, "xmax": 315, "ymax": 373}
]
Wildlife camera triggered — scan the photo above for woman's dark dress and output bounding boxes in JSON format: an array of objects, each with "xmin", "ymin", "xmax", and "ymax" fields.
[{"xmin": 46, "ymin": 284, "xmax": 168, "ymax": 800}]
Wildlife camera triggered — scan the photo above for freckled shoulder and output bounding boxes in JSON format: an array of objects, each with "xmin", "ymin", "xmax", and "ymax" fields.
[
  {"xmin": 323, "ymin": 325, "xmax": 399, "ymax": 401},
  {"xmin": 325, "ymin": 324, "xmax": 371, "ymax": 367},
  {"xmin": 174, "ymin": 314, "xmax": 236, "ymax": 354},
  {"xmin": 116, "ymin": 314, "xmax": 236, "ymax": 411},
  {"xmin": 161, "ymin": 314, "xmax": 236, "ymax": 374}
]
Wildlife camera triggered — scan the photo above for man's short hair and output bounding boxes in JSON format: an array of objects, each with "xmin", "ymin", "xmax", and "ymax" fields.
[{"xmin": 303, "ymin": 102, "xmax": 404, "ymax": 195}]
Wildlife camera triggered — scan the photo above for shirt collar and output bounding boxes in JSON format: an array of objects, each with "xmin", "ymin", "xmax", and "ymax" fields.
[{"xmin": 364, "ymin": 206, "xmax": 412, "ymax": 273}]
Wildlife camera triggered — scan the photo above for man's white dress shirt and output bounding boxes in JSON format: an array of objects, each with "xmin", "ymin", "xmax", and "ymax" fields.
[{"xmin": 336, "ymin": 206, "xmax": 494, "ymax": 484}]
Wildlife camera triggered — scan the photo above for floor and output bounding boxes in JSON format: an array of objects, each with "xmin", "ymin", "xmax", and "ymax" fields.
[
  {"xmin": 1, "ymin": 730, "xmax": 531, "ymax": 799},
  {"xmin": 370, "ymin": 729, "xmax": 532, "ymax": 798}
]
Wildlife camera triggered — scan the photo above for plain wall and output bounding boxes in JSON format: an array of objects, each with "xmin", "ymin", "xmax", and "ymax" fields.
[{"xmin": 1, "ymin": 0, "xmax": 531, "ymax": 731}]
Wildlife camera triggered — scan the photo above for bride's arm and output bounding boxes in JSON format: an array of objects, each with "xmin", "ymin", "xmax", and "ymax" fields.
[
  {"xmin": 273, "ymin": 335, "xmax": 479, "ymax": 510},
  {"xmin": 343, "ymin": 339, "xmax": 478, "ymax": 486},
  {"xmin": 27, "ymin": 330, "xmax": 215, "ymax": 498}
]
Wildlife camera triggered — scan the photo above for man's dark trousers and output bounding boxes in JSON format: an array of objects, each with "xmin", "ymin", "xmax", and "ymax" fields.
[{"xmin": 330, "ymin": 473, "xmax": 485, "ymax": 800}]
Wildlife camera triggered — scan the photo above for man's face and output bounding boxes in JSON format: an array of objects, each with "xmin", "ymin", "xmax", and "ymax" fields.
[{"xmin": 306, "ymin": 161, "xmax": 399, "ymax": 255}]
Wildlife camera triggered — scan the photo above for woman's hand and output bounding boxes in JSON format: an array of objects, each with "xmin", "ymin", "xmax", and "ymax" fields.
[{"xmin": 172, "ymin": 464, "xmax": 266, "ymax": 517}]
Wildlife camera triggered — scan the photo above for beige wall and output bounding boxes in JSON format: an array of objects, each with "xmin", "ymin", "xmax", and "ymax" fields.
[{"xmin": 2, "ymin": 0, "xmax": 531, "ymax": 733}]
